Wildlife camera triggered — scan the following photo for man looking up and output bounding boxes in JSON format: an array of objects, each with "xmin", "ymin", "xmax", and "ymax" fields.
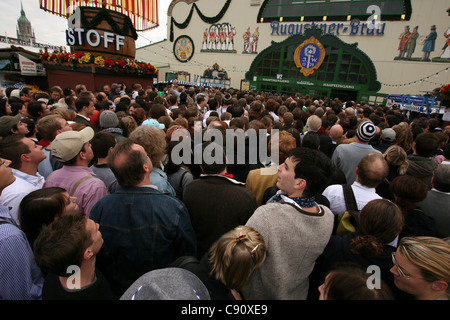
[
  {"xmin": 45, "ymin": 127, "xmax": 107, "ymax": 216},
  {"xmin": 90, "ymin": 140, "xmax": 197, "ymax": 298}
]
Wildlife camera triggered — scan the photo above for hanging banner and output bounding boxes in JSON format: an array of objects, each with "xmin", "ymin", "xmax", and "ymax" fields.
[{"xmin": 18, "ymin": 54, "xmax": 37, "ymax": 76}]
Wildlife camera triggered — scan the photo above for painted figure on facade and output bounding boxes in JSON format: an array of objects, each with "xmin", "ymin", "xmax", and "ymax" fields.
[
  {"xmin": 243, "ymin": 27, "xmax": 259, "ymax": 54},
  {"xmin": 398, "ymin": 25, "xmax": 410, "ymax": 59},
  {"xmin": 422, "ymin": 25, "xmax": 437, "ymax": 61},
  {"xmin": 202, "ymin": 23, "xmax": 236, "ymax": 52},
  {"xmin": 406, "ymin": 26, "xmax": 419, "ymax": 60},
  {"xmin": 243, "ymin": 27, "xmax": 251, "ymax": 53},
  {"xmin": 251, "ymin": 27, "xmax": 260, "ymax": 53},
  {"xmin": 228, "ymin": 27, "xmax": 236, "ymax": 51},
  {"xmin": 439, "ymin": 26, "xmax": 450, "ymax": 59},
  {"xmin": 202, "ymin": 28, "xmax": 208, "ymax": 50}
]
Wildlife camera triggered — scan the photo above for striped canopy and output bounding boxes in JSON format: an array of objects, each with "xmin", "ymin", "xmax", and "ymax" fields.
[{"xmin": 39, "ymin": 0, "xmax": 159, "ymax": 31}]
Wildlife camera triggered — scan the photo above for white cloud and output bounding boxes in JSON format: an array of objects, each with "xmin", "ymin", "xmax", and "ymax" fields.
[{"xmin": 0, "ymin": 0, "xmax": 171, "ymax": 48}]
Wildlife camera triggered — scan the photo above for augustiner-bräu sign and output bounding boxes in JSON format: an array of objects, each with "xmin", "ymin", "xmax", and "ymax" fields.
[{"xmin": 270, "ymin": 19, "xmax": 387, "ymax": 37}]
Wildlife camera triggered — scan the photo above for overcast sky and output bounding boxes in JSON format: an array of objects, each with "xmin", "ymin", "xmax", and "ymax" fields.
[{"xmin": 0, "ymin": 0, "xmax": 171, "ymax": 49}]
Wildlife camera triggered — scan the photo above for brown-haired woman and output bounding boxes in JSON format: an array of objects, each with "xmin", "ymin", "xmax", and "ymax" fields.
[{"xmin": 309, "ymin": 199, "xmax": 406, "ymax": 300}]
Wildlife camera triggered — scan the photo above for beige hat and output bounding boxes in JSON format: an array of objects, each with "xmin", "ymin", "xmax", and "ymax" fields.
[
  {"xmin": 51, "ymin": 127, "xmax": 94, "ymax": 162},
  {"xmin": 10, "ymin": 89, "xmax": 21, "ymax": 99}
]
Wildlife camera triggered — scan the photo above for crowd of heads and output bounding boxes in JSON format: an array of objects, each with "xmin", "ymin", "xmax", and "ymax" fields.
[{"xmin": 0, "ymin": 80, "xmax": 449, "ymax": 302}]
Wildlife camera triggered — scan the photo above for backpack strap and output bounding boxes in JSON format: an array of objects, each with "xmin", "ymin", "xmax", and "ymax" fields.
[
  {"xmin": 342, "ymin": 184, "xmax": 358, "ymax": 212},
  {"xmin": 70, "ymin": 176, "xmax": 94, "ymax": 196}
]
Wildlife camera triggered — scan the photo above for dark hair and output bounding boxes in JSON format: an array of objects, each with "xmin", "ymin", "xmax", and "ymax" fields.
[
  {"xmin": 414, "ymin": 132, "xmax": 438, "ymax": 157},
  {"xmin": 433, "ymin": 164, "xmax": 450, "ymax": 192},
  {"xmin": 75, "ymin": 97, "xmax": 92, "ymax": 112},
  {"xmin": 390, "ymin": 175, "xmax": 428, "ymax": 214},
  {"xmin": 227, "ymin": 104, "xmax": 244, "ymax": 118},
  {"xmin": 33, "ymin": 212, "xmax": 90, "ymax": 276},
  {"xmin": 199, "ymin": 141, "xmax": 227, "ymax": 175},
  {"xmin": 9, "ymin": 102, "xmax": 24, "ymax": 116},
  {"xmin": 302, "ymin": 131, "xmax": 320, "ymax": 150},
  {"xmin": 0, "ymin": 134, "xmax": 29, "ymax": 169},
  {"xmin": 0, "ymin": 98, "xmax": 9, "ymax": 116},
  {"xmin": 351, "ymin": 199, "xmax": 404, "ymax": 256},
  {"xmin": 149, "ymin": 103, "xmax": 166, "ymax": 119},
  {"xmin": 196, "ymin": 94, "xmax": 206, "ymax": 105},
  {"xmin": 108, "ymin": 139, "xmax": 149, "ymax": 188},
  {"xmin": 19, "ymin": 187, "xmax": 68, "ymax": 248},
  {"xmin": 91, "ymin": 131, "xmax": 117, "ymax": 159},
  {"xmin": 20, "ymin": 117, "xmax": 36, "ymax": 138},
  {"xmin": 288, "ymin": 147, "xmax": 332, "ymax": 197},
  {"xmin": 27, "ymin": 101, "xmax": 46, "ymax": 118},
  {"xmin": 323, "ymin": 262, "xmax": 394, "ymax": 300}
]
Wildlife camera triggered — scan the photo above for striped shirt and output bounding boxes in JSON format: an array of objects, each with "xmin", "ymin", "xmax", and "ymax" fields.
[{"xmin": 0, "ymin": 205, "xmax": 43, "ymax": 300}]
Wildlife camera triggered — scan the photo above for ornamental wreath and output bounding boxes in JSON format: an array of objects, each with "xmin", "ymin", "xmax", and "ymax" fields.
[{"xmin": 40, "ymin": 51, "xmax": 157, "ymax": 75}]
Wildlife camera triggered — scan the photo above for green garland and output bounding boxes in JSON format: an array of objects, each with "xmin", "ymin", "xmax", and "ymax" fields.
[
  {"xmin": 170, "ymin": 0, "xmax": 232, "ymax": 41},
  {"xmin": 79, "ymin": 7, "xmax": 138, "ymax": 40}
]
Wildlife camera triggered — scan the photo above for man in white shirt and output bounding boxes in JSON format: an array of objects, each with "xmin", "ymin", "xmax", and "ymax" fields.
[
  {"xmin": 0, "ymin": 134, "xmax": 46, "ymax": 225},
  {"xmin": 323, "ymin": 152, "xmax": 388, "ymax": 215}
]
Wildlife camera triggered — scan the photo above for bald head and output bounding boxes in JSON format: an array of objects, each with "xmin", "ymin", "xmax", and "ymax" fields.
[
  {"xmin": 356, "ymin": 152, "xmax": 389, "ymax": 188},
  {"xmin": 329, "ymin": 124, "xmax": 343, "ymax": 141},
  {"xmin": 108, "ymin": 140, "xmax": 152, "ymax": 188}
]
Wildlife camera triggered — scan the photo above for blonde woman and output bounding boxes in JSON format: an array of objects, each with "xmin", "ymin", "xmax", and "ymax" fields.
[
  {"xmin": 209, "ymin": 225, "xmax": 266, "ymax": 299},
  {"xmin": 171, "ymin": 225, "xmax": 266, "ymax": 300},
  {"xmin": 391, "ymin": 236, "xmax": 450, "ymax": 300}
]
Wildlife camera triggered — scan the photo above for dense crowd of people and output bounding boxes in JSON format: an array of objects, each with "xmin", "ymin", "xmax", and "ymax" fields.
[{"xmin": 0, "ymin": 81, "xmax": 449, "ymax": 301}]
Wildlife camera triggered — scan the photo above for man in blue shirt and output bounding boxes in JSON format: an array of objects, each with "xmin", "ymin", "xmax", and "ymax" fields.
[
  {"xmin": 0, "ymin": 158, "xmax": 44, "ymax": 299},
  {"xmin": 90, "ymin": 140, "xmax": 197, "ymax": 298}
]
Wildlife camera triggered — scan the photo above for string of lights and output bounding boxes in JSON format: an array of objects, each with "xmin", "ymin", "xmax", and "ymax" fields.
[{"xmin": 380, "ymin": 67, "xmax": 449, "ymax": 88}]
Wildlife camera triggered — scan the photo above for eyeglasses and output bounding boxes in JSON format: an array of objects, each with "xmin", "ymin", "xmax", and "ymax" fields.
[{"xmin": 391, "ymin": 252, "xmax": 423, "ymax": 280}]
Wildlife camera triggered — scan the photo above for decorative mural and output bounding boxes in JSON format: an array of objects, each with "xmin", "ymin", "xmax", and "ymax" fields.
[
  {"xmin": 201, "ymin": 23, "xmax": 236, "ymax": 53},
  {"xmin": 174, "ymin": 35, "xmax": 195, "ymax": 62},
  {"xmin": 394, "ymin": 6, "xmax": 450, "ymax": 62},
  {"xmin": 243, "ymin": 27, "xmax": 260, "ymax": 54},
  {"xmin": 441, "ymin": 26, "xmax": 450, "ymax": 58}
]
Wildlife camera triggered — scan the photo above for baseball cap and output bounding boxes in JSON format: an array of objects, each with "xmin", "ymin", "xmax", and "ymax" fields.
[
  {"xmin": 381, "ymin": 128, "xmax": 396, "ymax": 142},
  {"xmin": 10, "ymin": 89, "xmax": 21, "ymax": 99},
  {"xmin": 120, "ymin": 268, "xmax": 210, "ymax": 300},
  {"xmin": 0, "ymin": 114, "xmax": 22, "ymax": 137},
  {"xmin": 142, "ymin": 119, "xmax": 165, "ymax": 130},
  {"xmin": 51, "ymin": 127, "xmax": 94, "ymax": 162}
]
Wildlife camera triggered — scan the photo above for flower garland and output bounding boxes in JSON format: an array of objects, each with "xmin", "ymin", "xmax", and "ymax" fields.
[
  {"xmin": 439, "ymin": 84, "xmax": 450, "ymax": 98},
  {"xmin": 40, "ymin": 51, "xmax": 157, "ymax": 75}
]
